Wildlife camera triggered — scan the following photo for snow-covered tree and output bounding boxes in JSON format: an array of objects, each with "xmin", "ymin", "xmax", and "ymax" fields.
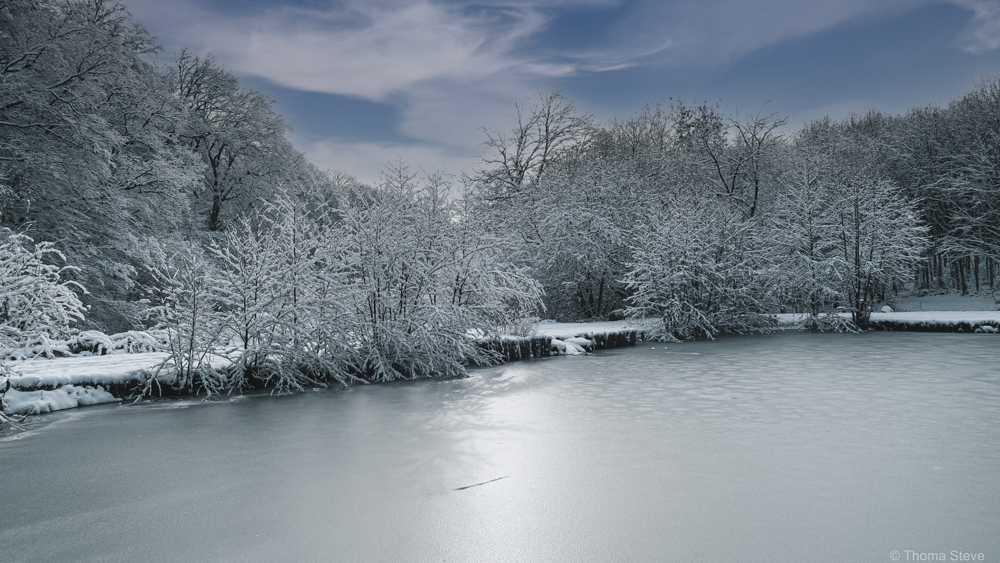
[
  {"xmin": 1, "ymin": 231, "xmax": 86, "ymax": 354},
  {"xmin": 832, "ymin": 175, "xmax": 928, "ymax": 328},
  {"xmin": 1, "ymin": 0, "xmax": 200, "ymax": 331},
  {"xmin": 478, "ymin": 91, "xmax": 592, "ymax": 202},
  {"xmin": 173, "ymin": 51, "xmax": 301, "ymax": 232},
  {"xmin": 143, "ymin": 243, "xmax": 226, "ymax": 395},
  {"xmin": 701, "ymin": 106, "xmax": 787, "ymax": 219},
  {"xmin": 767, "ymin": 139, "xmax": 848, "ymax": 327},
  {"xmin": 338, "ymin": 163, "xmax": 542, "ymax": 381},
  {"xmin": 515, "ymin": 155, "xmax": 635, "ymax": 320},
  {"xmin": 208, "ymin": 188, "xmax": 358, "ymax": 392},
  {"xmin": 623, "ymin": 189, "xmax": 773, "ymax": 341}
]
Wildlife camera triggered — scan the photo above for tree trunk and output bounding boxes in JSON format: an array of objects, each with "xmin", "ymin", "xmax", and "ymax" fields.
[
  {"xmin": 974, "ymin": 255, "xmax": 980, "ymax": 293},
  {"xmin": 209, "ymin": 194, "xmax": 223, "ymax": 231}
]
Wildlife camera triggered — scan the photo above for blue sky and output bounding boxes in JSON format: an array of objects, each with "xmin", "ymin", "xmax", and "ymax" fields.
[{"xmin": 123, "ymin": 0, "xmax": 1000, "ymax": 185}]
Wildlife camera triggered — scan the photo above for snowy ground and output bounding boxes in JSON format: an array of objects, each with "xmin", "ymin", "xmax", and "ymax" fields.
[
  {"xmin": 775, "ymin": 311, "xmax": 1000, "ymax": 327},
  {"xmin": 7, "ymin": 352, "xmax": 170, "ymax": 390},
  {"xmin": 890, "ymin": 292, "xmax": 999, "ymax": 312},
  {"xmin": 4, "ymin": 295, "xmax": 998, "ymax": 417},
  {"xmin": 3, "ymin": 353, "xmax": 169, "ymax": 417},
  {"xmin": 3, "ymin": 385, "xmax": 120, "ymax": 415},
  {"xmin": 534, "ymin": 319, "xmax": 649, "ymax": 339}
]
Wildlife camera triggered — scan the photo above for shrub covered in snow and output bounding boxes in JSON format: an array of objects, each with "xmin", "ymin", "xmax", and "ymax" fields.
[
  {"xmin": 144, "ymin": 242, "xmax": 229, "ymax": 396},
  {"xmin": 1, "ymin": 231, "xmax": 87, "ymax": 355},
  {"xmin": 623, "ymin": 192, "xmax": 774, "ymax": 341},
  {"xmin": 66, "ymin": 330, "xmax": 114, "ymax": 355},
  {"xmin": 0, "ymin": 357, "xmax": 13, "ymax": 426},
  {"xmin": 108, "ymin": 331, "xmax": 163, "ymax": 354},
  {"xmin": 5, "ymin": 332, "xmax": 73, "ymax": 360},
  {"xmin": 137, "ymin": 173, "xmax": 544, "ymax": 395},
  {"xmin": 205, "ymin": 188, "xmax": 359, "ymax": 393},
  {"xmin": 337, "ymin": 167, "xmax": 543, "ymax": 382}
]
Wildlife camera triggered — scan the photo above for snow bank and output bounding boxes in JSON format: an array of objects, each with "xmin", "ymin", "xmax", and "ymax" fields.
[
  {"xmin": 565, "ymin": 337, "xmax": 594, "ymax": 351},
  {"xmin": 534, "ymin": 320, "xmax": 651, "ymax": 339},
  {"xmin": 774, "ymin": 311, "xmax": 1000, "ymax": 326},
  {"xmin": 869, "ymin": 311, "xmax": 1000, "ymax": 325},
  {"xmin": 3, "ymin": 385, "xmax": 120, "ymax": 415},
  {"xmin": 7, "ymin": 352, "xmax": 170, "ymax": 390},
  {"xmin": 4, "ymin": 330, "xmax": 164, "ymax": 360},
  {"xmin": 550, "ymin": 338, "xmax": 587, "ymax": 355}
]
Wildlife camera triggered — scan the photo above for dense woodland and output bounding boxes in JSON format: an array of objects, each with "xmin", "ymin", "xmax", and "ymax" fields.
[{"xmin": 2, "ymin": 0, "xmax": 999, "ymax": 395}]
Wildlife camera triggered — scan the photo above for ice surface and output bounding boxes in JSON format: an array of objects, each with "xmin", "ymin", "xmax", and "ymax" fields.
[
  {"xmin": 869, "ymin": 311, "xmax": 1000, "ymax": 324},
  {"xmin": 2, "ymin": 333, "xmax": 997, "ymax": 563},
  {"xmin": 774, "ymin": 311, "xmax": 1000, "ymax": 326}
]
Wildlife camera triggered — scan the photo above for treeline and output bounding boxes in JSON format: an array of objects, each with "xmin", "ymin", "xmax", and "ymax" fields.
[
  {"xmin": 2, "ymin": 0, "xmax": 999, "ymax": 394},
  {"xmin": 470, "ymin": 88, "xmax": 999, "ymax": 337}
]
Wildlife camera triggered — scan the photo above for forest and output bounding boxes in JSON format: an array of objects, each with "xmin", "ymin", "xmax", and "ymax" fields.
[{"xmin": 2, "ymin": 0, "xmax": 999, "ymax": 395}]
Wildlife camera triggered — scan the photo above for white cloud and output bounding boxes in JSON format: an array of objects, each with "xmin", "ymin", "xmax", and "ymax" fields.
[
  {"xmin": 124, "ymin": 0, "xmax": 593, "ymax": 151},
  {"xmin": 954, "ymin": 0, "xmax": 1000, "ymax": 52},
  {"xmin": 602, "ymin": 0, "xmax": 929, "ymax": 66},
  {"xmin": 127, "ymin": 0, "xmax": 572, "ymax": 100},
  {"xmin": 127, "ymin": 0, "xmax": 1000, "ymax": 99}
]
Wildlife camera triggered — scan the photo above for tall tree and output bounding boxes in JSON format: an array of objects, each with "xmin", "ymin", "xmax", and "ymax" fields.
[
  {"xmin": 832, "ymin": 174, "xmax": 928, "ymax": 327},
  {"xmin": 173, "ymin": 51, "xmax": 300, "ymax": 231},
  {"xmin": 1, "ymin": 0, "xmax": 198, "ymax": 330}
]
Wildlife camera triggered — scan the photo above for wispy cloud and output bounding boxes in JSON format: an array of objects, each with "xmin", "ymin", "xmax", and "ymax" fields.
[
  {"xmin": 954, "ymin": 0, "xmax": 1000, "ymax": 52},
  {"xmin": 128, "ymin": 0, "xmax": 1000, "ymax": 102},
  {"xmin": 130, "ymin": 0, "xmax": 580, "ymax": 100},
  {"xmin": 603, "ymin": 0, "xmax": 929, "ymax": 66}
]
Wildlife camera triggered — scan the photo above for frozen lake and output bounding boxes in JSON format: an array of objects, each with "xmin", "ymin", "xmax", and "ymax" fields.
[{"xmin": 2, "ymin": 332, "xmax": 999, "ymax": 563}]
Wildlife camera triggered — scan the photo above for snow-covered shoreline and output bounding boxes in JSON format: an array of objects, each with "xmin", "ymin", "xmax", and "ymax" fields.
[
  {"xmin": 3, "ymin": 309, "xmax": 998, "ymax": 418},
  {"xmin": 773, "ymin": 311, "xmax": 1000, "ymax": 331}
]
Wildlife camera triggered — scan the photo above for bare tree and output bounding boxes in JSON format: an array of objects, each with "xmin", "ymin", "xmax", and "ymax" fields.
[
  {"xmin": 701, "ymin": 106, "xmax": 788, "ymax": 218},
  {"xmin": 478, "ymin": 90, "xmax": 592, "ymax": 201}
]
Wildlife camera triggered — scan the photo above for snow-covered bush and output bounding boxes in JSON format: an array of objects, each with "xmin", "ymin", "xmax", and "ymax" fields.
[
  {"xmin": 5, "ymin": 332, "xmax": 73, "ymax": 360},
  {"xmin": 0, "ymin": 231, "xmax": 87, "ymax": 355},
  {"xmin": 208, "ymin": 189, "xmax": 359, "ymax": 393},
  {"xmin": 143, "ymin": 243, "xmax": 228, "ymax": 396},
  {"xmin": 338, "ymin": 166, "xmax": 543, "ymax": 381},
  {"xmin": 623, "ymin": 192, "xmax": 774, "ymax": 341},
  {"xmin": 134, "ymin": 169, "xmax": 542, "ymax": 395},
  {"xmin": 832, "ymin": 176, "xmax": 928, "ymax": 328},
  {"xmin": 66, "ymin": 330, "xmax": 114, "ymax": 355},
  {"xmin": 109, "ymin": 331, "xmax": 163, "ymax": 353}
]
